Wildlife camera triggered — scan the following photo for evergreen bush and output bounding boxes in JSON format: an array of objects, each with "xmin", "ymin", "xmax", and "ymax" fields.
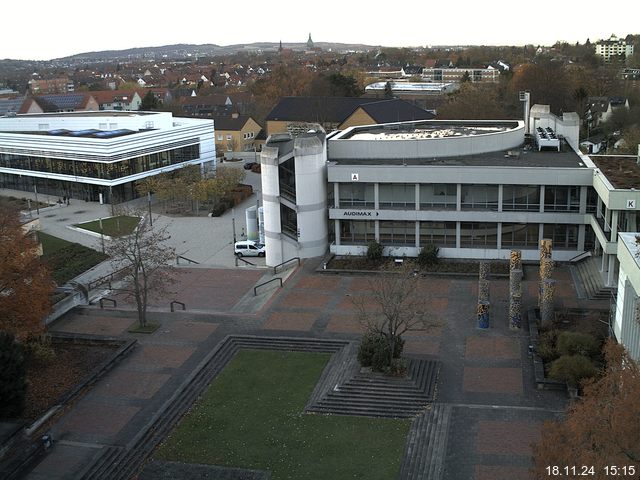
[
  {"xmin": 366, "ymin": 241, "xmax": 384, "ymax": 261},
  {"xmin": 548, "ymin": 354, "xmax": 598, "ymax": 388},
  {"xmin": 357, "ymin": 328, "xmax": 405, "ymax": 372},
  {"xmin": 417, "ymin": 244, "xmax": 439, "ymax": 268},
  {"xmin": 556, "ymin": 331, "xmax": 600, "ymax": 357}
]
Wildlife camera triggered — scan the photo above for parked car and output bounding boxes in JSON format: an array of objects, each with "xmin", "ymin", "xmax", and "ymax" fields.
[
  {"xmin": 243, "ymin": 161, "xmax": 257, "ymax": 170},
  {"xmin": 234, "ymin": 240, "xmax": 265, "ymax": 257}
]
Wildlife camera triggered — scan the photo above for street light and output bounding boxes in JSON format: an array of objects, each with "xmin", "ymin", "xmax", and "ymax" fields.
[{"xmin": 148, "ymin": 191, "xmax": 153, "ymax": 226}]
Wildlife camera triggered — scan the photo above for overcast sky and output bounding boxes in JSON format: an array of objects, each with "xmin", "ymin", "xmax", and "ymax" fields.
[{"xmin": 3, "ymin": 0, "xmax": 639, "ymax": 61}]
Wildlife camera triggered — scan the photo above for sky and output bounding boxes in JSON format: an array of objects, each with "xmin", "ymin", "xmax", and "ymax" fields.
[{"xmin": 2, "ymin": 0, "xmax": 640, "ymax": 61}]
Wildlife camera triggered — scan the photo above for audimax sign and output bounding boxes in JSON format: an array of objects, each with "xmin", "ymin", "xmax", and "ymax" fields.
[{"xmin": 341, "ymin": 210, "xmax": 379, "ymax": 217}]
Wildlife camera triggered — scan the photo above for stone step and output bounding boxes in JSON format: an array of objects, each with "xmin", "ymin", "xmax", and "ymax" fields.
[
  {"xmin": 399, "ymin": 410, "xmax": 429, "ymax": 479},
  {"xmin": 424, "ymin": 404, "xmax": 452, "ymax": 480},
  {"xmin": 331, "ymin": 385, "xmax": 429, "ymax": 398},
  {"xmin": 306, "ymin": 343, "xmax": 358, "ymax": 409},
  {"xmin": 78, "ymin": 446, "xmax": 123, "ymax": 480},
  {"xmin": 321, "ymin": 394, "xmax": 429, "ymax": 410},
  {"xmin": 308, "ymin": 404, "xmax": 423, "ymax": 418},
  {"xmin": 575, "ymin": 257, "xmax": 615, "ymax": 300}
]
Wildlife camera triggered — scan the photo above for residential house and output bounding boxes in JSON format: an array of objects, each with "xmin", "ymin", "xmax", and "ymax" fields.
[
  {"xmin": 28, "ymin": 77, "xmax": 73, "ymax": 94},
  {"xmin": 586, "ymin": 96, "xmax": 630, "ymax": 126},
  {"xmin": 19, "ymin": 93, "xmax": 99, "ymax": 114},
  {"xmin": 265, "ymin": 97, "xmax": 435, "ymax": 137},
  {"xmin": 595, "ymin": 35, "xmax": 634, "ymax": 63},
  {"xmin": 90, "ymin": 90, "xmax": 142, "ymax": 111},
  {"xmin": 213, "ymin": 113, "xmax": 263, "ymax": 155}
]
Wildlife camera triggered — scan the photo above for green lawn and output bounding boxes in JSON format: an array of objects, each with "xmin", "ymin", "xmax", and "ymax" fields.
[
  {"xmin": 156, "ymin": 350, "xmax": 410, "ymax": 479},
  {"xmin": 73, "ymin": 215, "xmax": 140, "ymax": 237},
  {"xmin": 39, "ymin": 232, "xmax": 108, "ymax": 285}
]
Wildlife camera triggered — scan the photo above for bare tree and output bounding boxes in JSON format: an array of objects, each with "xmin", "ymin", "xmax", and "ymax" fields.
[
  {"xmin": 353, "ymin": 264, "xmax": 440, "ymax": 369},
  {"xmin": 105, "ymin": 211, "xmax": 176, "ymax": 327}
]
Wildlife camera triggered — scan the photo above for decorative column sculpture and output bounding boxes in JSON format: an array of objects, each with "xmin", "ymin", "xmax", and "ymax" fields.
[
  {"xmin": 540, "ymin": 279, "xmax": 556, "ymax": 325},
  {"xmin": 477, "ymin": 261, "xmax": 490, "ymax": 328},
  {"xmin": 509, "ymin": 254, "xmax": 523, "ymax": 330},
  {"xmin": 510, "ymin": 249, "xmax": 522, "ymax": 272},
  {"xmin": 538, "ymin": 239, "xmax": 553, "ymax": 309},
  {"xmin": 477, "ymin": 300, "xmax": 490, "ymax": 329}
]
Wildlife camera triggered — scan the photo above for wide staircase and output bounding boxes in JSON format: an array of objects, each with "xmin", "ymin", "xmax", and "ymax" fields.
[
  {"xmin": 572, "ymin": 256, "xmax": 616, "ymax": 300},
  {"xmin": 399, "ymin": 403, "xmax": 452, "ymax": 480},
  {"xmin": 306, "ymin": 358, "xmax": 440, "ymax": 419}
]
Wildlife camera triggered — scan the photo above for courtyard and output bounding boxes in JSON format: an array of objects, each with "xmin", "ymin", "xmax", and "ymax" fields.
[{"xmin": 12, "ymin": 252, "xmax": 609, "ymax": 480}]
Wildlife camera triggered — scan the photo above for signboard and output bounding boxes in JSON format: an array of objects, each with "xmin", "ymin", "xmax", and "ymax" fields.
[
  {"xmin": 626, "ymin": 199, "xmax": 636, "ymax": 209},
  {"xmin": 351, "ymin": 173, "xmax": 359, "ymax": 181},
  {"xmin": 341, "ymin": 210, "xmax": 379, "ymax": 218}
]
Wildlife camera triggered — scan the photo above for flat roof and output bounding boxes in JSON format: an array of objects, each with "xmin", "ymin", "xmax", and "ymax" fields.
[
  {"xmin": 591, "ymin": 155, "xmax": 640, "ymax": 189},
  {"xmin": 337, "ymin": 120, "xmax": 520, "ymax": 140},
  {"xmin": 329, "ymin": 143, "xmax": 587, "ymax": 168},
  {"xmin": 8, "ymin": 111, "xmax": 156, "ymax": 118},
  {"xmin": 347, "ymin": 123, "xmax": 513, "ymax": 141}
]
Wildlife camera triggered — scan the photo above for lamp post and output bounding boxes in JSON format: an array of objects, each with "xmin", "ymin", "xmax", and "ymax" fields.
[
  {"xmin": 148, "ymin": 191, "xmax": 153, "ymax": 226},
  {"xmin": 232, "ymin": 208, "xmax": 237, "ymax": 243},
  {"xmin": 34, "ymin": 184, "xmax": 40, "ymax": 215}
]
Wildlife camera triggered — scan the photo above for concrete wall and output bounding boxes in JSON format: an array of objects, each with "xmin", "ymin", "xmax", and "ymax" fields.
[
  {"xmin": 327, "ymin": 164, "xmax": 593, "ymax": 186},
  {"xmin": 294, "ymin": 135, "xmax": 328, "ymax": 259},
  {"xmin": 259, "ymin": 146, "xmax": 283, "ymax": 266}
]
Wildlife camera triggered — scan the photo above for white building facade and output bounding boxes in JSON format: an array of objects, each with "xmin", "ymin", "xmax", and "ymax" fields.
[
  {"xmin": 595, "ymin": 35, "xmax": 635, "ymax": 62},
  {"xmin": 0, "ymin": 111, "xmax": 215, "ymax": 203},
  {"xmin": 614, "ymin": 233, "xmax": 640, "ymax": 362},
  {"xmin": 260, "ymin": 132, "xmax": 328, "ymax": 266}
]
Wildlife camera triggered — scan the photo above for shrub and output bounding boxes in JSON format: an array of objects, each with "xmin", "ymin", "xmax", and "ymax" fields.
[
  {"xmin": 537, "ymin": 329, "xmax": 560, "ymax": 363},
  {"xmin": 358, "ymin": 328, "xmax": 405, "ymax": 372},
  {"xmin": 556, "ymin": 331, "xmax": 600, "ymax": 357},
  {"xmin": 548, "ymin": 354, "xmax": 598, "ymax": 387},
  {"xmin": 23, "ymin": 334, "xmax": 56, "ymax": 365},
  {"xmin": 366, "ymin": 241, "xmax": 384, "ymax": 261},
  {"xmin": 417, "ymin": 244, "xmax": 439, "ymax": 268},
  {"xmin": 0, "ymin": 332, "xmax": 27, "ymax": 418}
]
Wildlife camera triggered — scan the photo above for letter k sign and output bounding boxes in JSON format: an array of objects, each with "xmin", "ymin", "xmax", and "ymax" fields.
[{"xmin": 627, "ymin": 199, "xmax": 636, "ymax": 209}]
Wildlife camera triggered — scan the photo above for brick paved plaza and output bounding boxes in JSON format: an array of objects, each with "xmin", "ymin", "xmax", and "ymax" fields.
[{"xmin": 22, "ymin": 257, "xmax": 610, "ymax": 480}]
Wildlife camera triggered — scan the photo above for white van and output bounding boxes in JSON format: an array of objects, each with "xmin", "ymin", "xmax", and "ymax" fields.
[{"xmin": 234, "ymin": 240, "xmax": 265, "ymax": 257}]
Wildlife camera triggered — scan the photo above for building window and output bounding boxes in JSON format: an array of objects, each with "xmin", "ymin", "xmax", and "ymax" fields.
[
  {"xmin": 419, "ymin": 221, "xmax": 456, "ymax": 247},
  {"xmin": 279, "ymin": 157, "xmax": 296, "ymax": 202},
  {"xmin": 544, "ymin": 186, "xmax": 580, "ymax": 212},
  {"xmin": 217, "ymin": 134, "xmax": 223, "ymax": 141},
  {"xmin": 226, "ymin": 134, "xmax": 232, "ymax": 141},
  {"xmin": 379, "ymin": 183, "xmax": 415, "ymax": 209},
  {"xmin": 501, "ymin": 223, "xmax": 539, "ymax": 248},
  {"xmin": 340, "ymin": 220, "xmax": 375, "ymax": 244},
  {"xmin": 543, "ymin": 224, "xmax": 578, "ymax": 249},
  {"xmin": 502, "ymin": 185, "xmax": 540, "ymax": 211},
  {"xmin": 460, "ymin": 222, "xmax": 498, "ymax": 248},
  {"xmin": 586, "ymin": 187, "xmax": 598, "ymax": 214},
  {"xmin": 280, "ymin": 204, "xmax": 298, "ymax": 239},
  {"xmin": 0, "ymin": 144, "xmax": 200, "ymax": 181},
  {"xmin": 338, "ymin": 183, "xmax": 374, "ymax": 208},
  {"xmin": 379, "ymin": 221, "xmax": 415, "ymax": 245},
  {"xmin": 461, "ymin": 185, "xmax": 498, "ymax": 211},
  {"xmin": 419, "ymin": 184, "xmax": 456, "ymax": 210}
]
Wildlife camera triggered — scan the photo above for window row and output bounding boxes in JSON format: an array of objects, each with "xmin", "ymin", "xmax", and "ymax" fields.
[
  {"xmin": 0, "ymin": 145, "xmax": 200, "ymax": 180},
  {"xmin": 336, "ymin": 183, "xmax": 589, "ymax": 213},
  {"xmin": 339, "ymin": 220, "xmax": 580, "ymax": 249}
]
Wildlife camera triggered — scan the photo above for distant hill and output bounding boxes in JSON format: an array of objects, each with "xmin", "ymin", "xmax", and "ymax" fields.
[{"xmin": 58, "ymin": 42, "xmax": 377, "ymax": 62}]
